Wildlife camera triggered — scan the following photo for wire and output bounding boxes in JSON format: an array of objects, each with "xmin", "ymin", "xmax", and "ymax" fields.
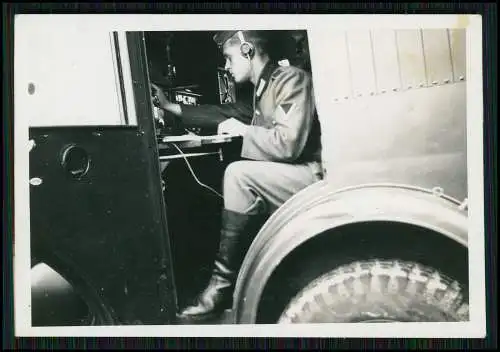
[{"xmin": 169, "ymin": 142, "xmax": 224, "ymax": 200}]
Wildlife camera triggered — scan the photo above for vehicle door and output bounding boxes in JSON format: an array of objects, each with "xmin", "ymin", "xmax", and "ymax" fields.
[{"xmin": 19, "ymin": 28, "xmax": 177, "ymax": 325}]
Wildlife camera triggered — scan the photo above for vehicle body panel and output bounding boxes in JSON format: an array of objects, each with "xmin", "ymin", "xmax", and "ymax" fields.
[
  {"xmin": 29, "ymin": 126, "xmax": 177, "ymax": 324},
  {"xmin": 320, "ymin": 82, "xmax": 467, "ymax": 201}
]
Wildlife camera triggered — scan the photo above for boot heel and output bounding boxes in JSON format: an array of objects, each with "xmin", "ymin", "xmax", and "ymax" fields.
[{"xmin": 176, "ymin": 309, "xmax": 225, "ymax": 325}]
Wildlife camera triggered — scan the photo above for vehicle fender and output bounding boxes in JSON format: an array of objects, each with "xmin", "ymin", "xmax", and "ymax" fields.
[{"xmin": 232, "ymin": 181, "xmax": 469, "ymax": 323}]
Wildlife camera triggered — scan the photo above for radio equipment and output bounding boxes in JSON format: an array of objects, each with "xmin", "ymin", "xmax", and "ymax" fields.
[{"xmin": 217, "ymin": 68, "xmax": 236, "ymax": 104}]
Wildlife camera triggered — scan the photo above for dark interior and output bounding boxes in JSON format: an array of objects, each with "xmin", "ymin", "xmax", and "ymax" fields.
[
  {"xmin": 143, "ymin": 30, "xmax": 311, "ymax": 310},
  {"xmin": 144, "ymin": 30, "xmax": 310, "ymax": 103}
]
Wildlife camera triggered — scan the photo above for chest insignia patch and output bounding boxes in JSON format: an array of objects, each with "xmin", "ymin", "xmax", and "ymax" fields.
[{"xmin": 279, "ymin": 103, "xmax": 293, "ymax": 114}]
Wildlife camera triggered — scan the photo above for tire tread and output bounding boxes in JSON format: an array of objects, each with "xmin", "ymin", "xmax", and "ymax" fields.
[{"xmin": 278, "ymin": 259, "xmax": 469, "ymax": 323}]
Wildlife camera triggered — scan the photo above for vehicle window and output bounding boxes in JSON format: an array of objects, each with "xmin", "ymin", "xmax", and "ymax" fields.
[{"xmin": 16, "ymin": 27, "xmax": 137, "ymax": 127}]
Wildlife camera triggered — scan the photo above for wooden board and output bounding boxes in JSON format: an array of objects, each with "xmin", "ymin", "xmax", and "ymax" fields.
[
  {"xmin": 448, "ymin": 29, "xmax": 467, "ymax": 82},
  {"xmin": 328, "ymin": 31, "xmax": 353, "ymax": 101},
  {"xmin": 371, "ymin": 29, "xmax": 401, "ymax": 94},
  {"xmin": 346, "ymin": 30, "xmax": 377, "ymax": 98},
  {"xmin": 396, "ymin": 29, "xmax": 427, "ymax": 90},
  {"xmin": 422, "ymin": 29, "xmax": 454, "ymax": 86}
]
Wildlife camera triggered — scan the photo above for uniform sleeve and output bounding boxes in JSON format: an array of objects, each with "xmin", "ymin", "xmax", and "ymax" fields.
[
  {"xmin": 241, "ymin": 69, "xmax": 315, "ymax": 162},
  {"xmin": 179, "ymin": 101, "xmax": 254, "ymax": 129}
]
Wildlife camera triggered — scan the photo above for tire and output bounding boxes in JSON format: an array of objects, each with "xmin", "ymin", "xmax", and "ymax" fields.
[
  {"xmin": 277, "ymin": 259, "xmax": 469, "ymax": 323},
  {"xmin": 31, "ymin": 262, "xmax": 113, "ymax": 326}
]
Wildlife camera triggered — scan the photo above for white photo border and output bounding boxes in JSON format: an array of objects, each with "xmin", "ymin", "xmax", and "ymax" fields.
[{"xmin": 13, "ymin": 14, "xmax": 486, "ymax": 338}]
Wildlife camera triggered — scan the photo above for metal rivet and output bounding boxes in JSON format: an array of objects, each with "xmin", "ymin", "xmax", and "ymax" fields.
[
  {"xmin": 381, "ymin": 89, "xmax": 387, "ymax": 94},
  {"xmin": 392, "ymin": 87, "xmax": 399, "ymax": 92},
  {"xmin": 432, "ymin": 80, "xmax": 439, "ymax": 85},
  {"xmin": 432, "ymin": 186, "xmax": 444, "ymax": 197},
  {"xmin": 443, "ymin": 78, "xmax": 451, "ymax": 84},
  {"xmin": 419, "ymin": 83, "xmax": 425, "ymax": 87},
  {"xmin": 344, "ymin": 96, "xmax": 349, "ymax": 100},
  {"xmin": 334, "ymin": 98, "xmax": 339, "ymax": 102},
  {"xmin": 370, "ymin": 92, "xmax": 375, "ymax": 96},
  {"xmin": 29, "ymin": 177, "xmax": 43, "ymax": 186},
  {"xmin": 458, "ymin": 76, "xmax": 465, "ymax": 81}
]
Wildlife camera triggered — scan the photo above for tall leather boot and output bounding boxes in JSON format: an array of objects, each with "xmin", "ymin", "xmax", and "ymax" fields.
[{"xmin": 176, "ymin": 209, "xmax": 265, "ymax": 324}]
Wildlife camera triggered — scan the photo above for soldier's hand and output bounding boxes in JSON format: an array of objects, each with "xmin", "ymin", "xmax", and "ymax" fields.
[
  {"xmin": 218, "ymin": 118, "xmax": 249, "ymax": 136},
  {"xmin": 151, "ymin": 83, "xmax": 170, "ymax": 109}
]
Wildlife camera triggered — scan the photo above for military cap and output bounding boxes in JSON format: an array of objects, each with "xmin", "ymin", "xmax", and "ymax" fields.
[{"xmin": 213, "ymin": 31, "xmax": 239, "ymax": 48}]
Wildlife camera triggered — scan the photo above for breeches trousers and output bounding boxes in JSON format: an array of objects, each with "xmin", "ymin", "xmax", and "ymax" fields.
[{"xmin": 223, "ymin": 160, "xmax": 323, "ymax": 215}]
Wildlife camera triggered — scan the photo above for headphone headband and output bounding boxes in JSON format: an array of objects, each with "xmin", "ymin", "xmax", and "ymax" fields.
[{"xmin": 237, "ymin": 31, "xmax": 246, "ymax": 43}]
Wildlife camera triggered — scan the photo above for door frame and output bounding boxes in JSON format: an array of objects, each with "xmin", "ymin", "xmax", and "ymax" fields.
[{"xmin": 124, "ymin": 30, "xmax": 179, "ymax": 322}]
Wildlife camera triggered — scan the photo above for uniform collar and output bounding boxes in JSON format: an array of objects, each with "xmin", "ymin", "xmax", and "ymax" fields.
[{"xmin": 254, "ymin": 60, "xmax": 278, "ymax": 102}]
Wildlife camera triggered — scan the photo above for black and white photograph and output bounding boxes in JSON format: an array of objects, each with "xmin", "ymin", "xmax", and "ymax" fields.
[{"xmin": 13, "ymin": 14, "xmax": 486, "ymax": 337}]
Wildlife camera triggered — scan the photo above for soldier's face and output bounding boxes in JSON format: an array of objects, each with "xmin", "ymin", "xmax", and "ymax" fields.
[{"xmin": 222, "ymin": 43, "xmax": 252, "ymax": 83}]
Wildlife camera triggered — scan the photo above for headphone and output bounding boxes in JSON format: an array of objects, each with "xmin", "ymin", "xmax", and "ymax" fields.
[{"xmin": 237, "ymin": 31, "xmax": 255, "ymax": 59}]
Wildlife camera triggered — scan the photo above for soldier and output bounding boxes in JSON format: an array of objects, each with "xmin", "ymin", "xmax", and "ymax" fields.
[{"xmin": 151, "ymin": 30, "xmax": 323, "ymax": 324}]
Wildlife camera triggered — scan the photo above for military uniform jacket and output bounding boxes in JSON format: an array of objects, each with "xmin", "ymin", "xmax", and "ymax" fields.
[{"xmin": 180, "ymin": 61, "xmax": 322, "ymax": 165}]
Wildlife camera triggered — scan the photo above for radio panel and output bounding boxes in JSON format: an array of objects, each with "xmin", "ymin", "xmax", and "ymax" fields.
[
  {"xmin": 169, "ymin": 88, "xmax": 202, "ymax": 106},
  {"xmin": 217, "ymin": 68, "xmax": 237, "ymax": 104}
]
